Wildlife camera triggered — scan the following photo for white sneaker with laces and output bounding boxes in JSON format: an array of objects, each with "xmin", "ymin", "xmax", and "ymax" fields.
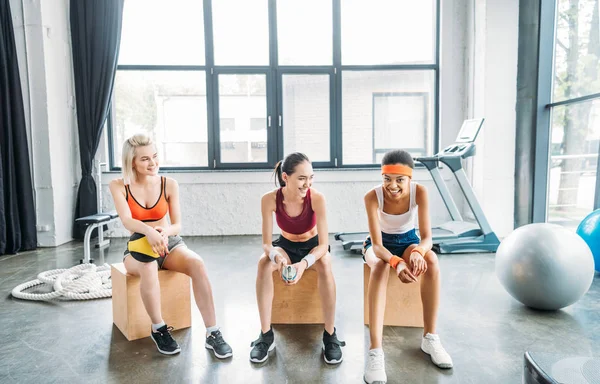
[
  {"xmin": 421, "ymin": 333, "xmax": 453, "ymax": 369},
  {"xmin": 364, "ymin": 348, "xmax": 387, "ymax": 383}
]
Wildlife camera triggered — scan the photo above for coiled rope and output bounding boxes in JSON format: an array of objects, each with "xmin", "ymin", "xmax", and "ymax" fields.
[{"xmin": 11, "ymin": 263, "xmax": 112, "ymax": 301}]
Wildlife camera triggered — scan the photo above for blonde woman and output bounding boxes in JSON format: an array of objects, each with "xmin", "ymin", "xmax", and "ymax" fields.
[{"xmin": 109, "ymin": 133, "xmax": 232, "ymax": 358}]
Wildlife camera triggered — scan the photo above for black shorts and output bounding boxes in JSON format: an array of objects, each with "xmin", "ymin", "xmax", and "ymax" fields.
[{"xmin": 272, "ymin": 235, "xmax": 330, "ymax": 264}]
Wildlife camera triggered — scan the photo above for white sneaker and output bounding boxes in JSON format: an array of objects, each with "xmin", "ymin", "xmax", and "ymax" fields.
[
  {"xmin": 364, "ymin": 348, "xmax": 387, "ymax": 383},
  {"xmin": 421, "ymin": 333, "xmax": 453, "ymax": 369}
]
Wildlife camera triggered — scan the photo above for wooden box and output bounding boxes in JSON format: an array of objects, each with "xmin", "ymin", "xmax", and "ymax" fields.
[
  {"xmin": 363, "ymin": 263, "xmax": 424, "ymax": 327},
  {"xmin": 111, "ymin": 263, "xmax": 192, "ymax": 341},
  {"xmin": 271, "ymin": 268, "xmax": 323, "ymax": 324}
]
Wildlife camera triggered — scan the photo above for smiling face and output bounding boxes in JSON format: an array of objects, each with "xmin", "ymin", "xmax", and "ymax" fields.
[
  {"xmin": 283, "ymin": 160, "xmax": 314, "ymax": 198},
  {"xmin": 382, "ymin": 171, "xmax": 410, "ymax": 201},
  {"xmin": 132, "ymin": 145, "xmax": 159, "ymax": 178}
]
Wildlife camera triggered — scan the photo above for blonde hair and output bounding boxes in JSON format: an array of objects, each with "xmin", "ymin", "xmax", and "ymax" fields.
[{"xmin": 122, "ymin": 133, "xmax": 154, "ymax": 184}]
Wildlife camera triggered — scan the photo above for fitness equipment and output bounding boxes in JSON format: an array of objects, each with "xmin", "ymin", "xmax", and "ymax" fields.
[
  {"xmin": 524, "ymin": 351, "xmax": 600, "ymax": 384},
  {"xmin": 576, "ymin": 209, "xmax": 600, "ymax": 272},
  {"xmin": 415, "ymin": 118, "xmax": 499, "ymax": 253},
  {"xmin": 335, "ymin": 118, "xmax": 500, "ymax": 254},
  {"xmin": 75, "ymin": 161, "xmax": 119, "ymax": 264},
  {"xmin": 495, "ymin": 223, "xmax": 594, "ymax": 310},
  {"xmin": 11, "ymin": 263, "xmax": 112, "ymax": 301}
]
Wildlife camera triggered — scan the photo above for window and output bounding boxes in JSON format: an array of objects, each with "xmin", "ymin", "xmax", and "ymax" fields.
[
  {"xmin": 281, "ymin": 74, "xmax": 331, "ymax": 162},
  {"xmin": 277, "ymin": 0, "xmax": 333, "ymax": 65},
  {"xmin": 118, "ymin": 0, "xmax": 205, "ymax": 65},
  {"xmin": 342, "ymin": 71, "xmax": 434, "ymax": 165},
  {"xmin": 341, "ymin": 0, "xmax": 436, "ymax": 65},
  {"xmin": 217, "ymin": 74, "xmax": 268, "ymax": 164},
  {"xmin": 112, "ymin": 70, "xmax": 208, "ymax": 167},
  {"xmin": 110, "ymin": 0, "xmax": 439, "ymax": 169},
  {"xmin": 212, "ymin": 0, "xmax": 269, "ymax": 65},
  {"xmin": 533, "ymin": 0, "xmax": 600, "ymax": 227},
  {"xmin": 372, "ymin": 92, "xmax": 429, "ymax": 163}
]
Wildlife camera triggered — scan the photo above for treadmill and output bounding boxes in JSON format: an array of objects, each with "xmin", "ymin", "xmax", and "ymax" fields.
[{"xmin": 335, "ymin": 118, "xmax": 500, "ymax": 254}]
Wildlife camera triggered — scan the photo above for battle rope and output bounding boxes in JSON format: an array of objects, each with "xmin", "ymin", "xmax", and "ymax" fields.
[{"xmin": 11, "ymin": 263, "xmax": 112, "ymax": 301}]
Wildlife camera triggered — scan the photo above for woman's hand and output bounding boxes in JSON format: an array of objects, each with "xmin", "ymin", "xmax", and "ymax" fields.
[
  {"xmin": 396, "ymin": 260, "xmax": 418, "ymax": 283},
  {"xmin": 146, "ymin": 228, "xmax": 167, "ymax": 256},
  {"xmin": 285, "ymin": 261, "xmax": 307, "ymax": 286},
  {"xmin": 409, "ymin": 252, "xmax": 427, "ymax": 277},
  {"xmin": 270, "ymin": 249, "xmax": 288, "ymax": 279},
  {"xmin": 154, "ymin": 226, "xmax": 169, "ymax": 247}
]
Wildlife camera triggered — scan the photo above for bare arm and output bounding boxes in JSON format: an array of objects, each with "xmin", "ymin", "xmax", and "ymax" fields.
[
  {"xmin": 261, "ymin": 191, "xmax": 276, "ymax": 256},
  {"xmin": 364, "ymin": 189, "xmax": 396, "ymax": 263},
  {"xmin": 309, "ymin": 190, "xmax": 329, "ymax": 261},
  {"xmin": 163, "ymin": 177, "xmax": 182, "ymax": 237},
  {"xmin": 415, "ymin": 184, "xmax": 433, "ymax": 252}
]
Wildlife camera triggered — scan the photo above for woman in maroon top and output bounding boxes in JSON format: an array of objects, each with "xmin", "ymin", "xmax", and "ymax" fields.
[{"xmin": 249, "ymin": 152, "xmax": 345, "ymax": 365}]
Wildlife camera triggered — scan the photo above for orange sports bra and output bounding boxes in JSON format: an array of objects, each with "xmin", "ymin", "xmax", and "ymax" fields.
[{"xmin": 125, "ymin": 176, "xmax": 169, "ymax": 222}]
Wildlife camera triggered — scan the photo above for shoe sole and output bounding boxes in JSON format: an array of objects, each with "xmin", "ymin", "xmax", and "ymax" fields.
[
  {"xmin": 322, "ymin": 342, "xmax": 343, "ymax": 364},
  {"xmin": 363, "ymin": 376, "xmax": 387, "ymax": 384},
  {"xmin": 249, "ymin": 342, "xmax": 276, "ymax": 363},
  {"xmin": 205, "ymin": 342, "xmax": 233, "ymax": 359},
  {"xmin": 420, "ymin": 346, "xmax": 453, "ymax": 369},
  {"xmin": 151, "ymin": 336, "xmax": 181, "ymax": 355}
]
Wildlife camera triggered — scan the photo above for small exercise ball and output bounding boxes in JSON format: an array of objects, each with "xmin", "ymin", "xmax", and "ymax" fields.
[
  {"xmin": 495, "ymin": 223, "xmax": 594, "ymax": 310},
  {"xmin": 576, "ymin": 209, "xmax": 600, "ymax": 272}
]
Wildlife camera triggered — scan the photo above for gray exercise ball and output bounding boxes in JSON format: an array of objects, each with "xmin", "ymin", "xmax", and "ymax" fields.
[{"xmin": 495, "ymin": 223, "xmax": 594, "ymax": 310}]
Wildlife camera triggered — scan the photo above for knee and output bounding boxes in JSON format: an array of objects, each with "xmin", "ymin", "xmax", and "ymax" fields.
[
  {"xmin": 138, "ymin": 261, "xmax": 158, "ymax": 279},
  {"xmin": 371, "ymin": 258, "xmax": 389, "ymax": 277},
  {"xmin": 314, "ymin": 253, "xmax": 333, "ymax": 275},
  {"xmin": 424, "ymin": 250, "xmax": 440, "ymax": 274},
  {"xmin": 258, "ymin": 254, "xmax": 274, "ymax": 272},
  {"xmin": 187, "ymin": 257, "xmax": 207, "ymax": 277}
]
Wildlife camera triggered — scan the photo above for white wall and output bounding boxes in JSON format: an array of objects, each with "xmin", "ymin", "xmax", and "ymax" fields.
[
  {"xmin": 470, "ymin": 0, "xmax": 519, "ymax": 237},
  {"xmin": 100, "ymin": 169, "xmax": 453, "ymax": 237},
  {"xmin": 10, "ymin": 0, "xmax": 79, "ymax": 246}
]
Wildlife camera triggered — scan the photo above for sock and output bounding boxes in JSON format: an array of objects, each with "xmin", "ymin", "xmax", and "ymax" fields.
[
  {"xmin": 206, "ymin": 325, "xmax": 220, "ymax": 337},
  {"xmin": 262, "ymin": 327, "xmax": 273, "ymax": 336},
  {"xmin": 370, "ymin": 348, "xmax": 383, "ymax": 354},
  {"xmin": 152, "ymin": 321, "xmax": 166, "ymax": 332}
]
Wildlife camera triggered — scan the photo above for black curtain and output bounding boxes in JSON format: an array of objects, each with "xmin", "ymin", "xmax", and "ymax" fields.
[
  {"xmin": 71, "ymin": 0, "xmax": 123, "ymax": 239},
  {"xmin": 0, "ymin": 0, "xmax": 37, "ymax": 256}
]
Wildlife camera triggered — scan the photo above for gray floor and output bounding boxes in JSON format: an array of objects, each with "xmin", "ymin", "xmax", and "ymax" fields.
[{"xmin": 1, "ymin": 235, "xmax": 599, "ymax": 384}]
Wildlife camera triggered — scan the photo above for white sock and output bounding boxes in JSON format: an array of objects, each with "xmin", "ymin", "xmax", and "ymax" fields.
[
  {"xmin": 206, "ymin": 325, "xmax": 220, "ymax": 337},
  {"xmin": 370, "ymin": 348, "xmax": 383, "ymax": 354},
  {"xmin": 152, "ymin": 321, "xmax": 166, "ymax": 332}
]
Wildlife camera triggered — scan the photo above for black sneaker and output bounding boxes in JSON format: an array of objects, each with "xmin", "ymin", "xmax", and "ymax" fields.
[
  {"xmin": 250, "ymin": 328, "xmax": 275, "ymax": 363},
  {"xmin": 151, "ymin": 325, "xmax": 181, "ymax": 355},
  {"xmin": 322, "ymin": 328, "xmax": 345, "ymax": 364},
  {"xmin": 205, "ymin": 329, "xmax": 233, "ymax": 359}
]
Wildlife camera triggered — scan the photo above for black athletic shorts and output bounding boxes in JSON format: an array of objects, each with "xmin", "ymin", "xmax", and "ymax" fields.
[{"xmin": 272, "ymin": 235, "xmax": 330, "ymax": 264}]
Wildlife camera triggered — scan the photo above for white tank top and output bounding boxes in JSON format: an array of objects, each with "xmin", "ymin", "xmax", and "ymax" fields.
[{"xmin": 374, "ymin": 181, "xmax": 418, "ymax": 234}]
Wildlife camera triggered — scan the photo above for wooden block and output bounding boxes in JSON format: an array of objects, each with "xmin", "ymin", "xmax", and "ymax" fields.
[
  {"xmin": 111, "ymin": 263, "xmax": 192, "ymax": 341},
  {"xmin": 363, "ymin": 263, "xmax": 424, "ymax": 327},
  {"xmin": 271, "ymin": 268, "xmax": 323, "ymax": 324}
]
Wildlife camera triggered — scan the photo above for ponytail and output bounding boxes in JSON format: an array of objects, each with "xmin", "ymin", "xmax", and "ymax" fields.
[{"xmin": 273, "ymin": 161, "xmax": 285, "ymax": 187}]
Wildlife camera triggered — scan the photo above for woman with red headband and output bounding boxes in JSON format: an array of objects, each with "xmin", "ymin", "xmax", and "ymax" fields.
[{"xmin": 362, "ymin": 149, "xmax": 453, "ymax": 384}]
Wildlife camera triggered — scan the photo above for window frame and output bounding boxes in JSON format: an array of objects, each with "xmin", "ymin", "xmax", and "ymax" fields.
[{"xmin": 107, "ymin": 0, "xmax": 441, "ymax": 171}]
